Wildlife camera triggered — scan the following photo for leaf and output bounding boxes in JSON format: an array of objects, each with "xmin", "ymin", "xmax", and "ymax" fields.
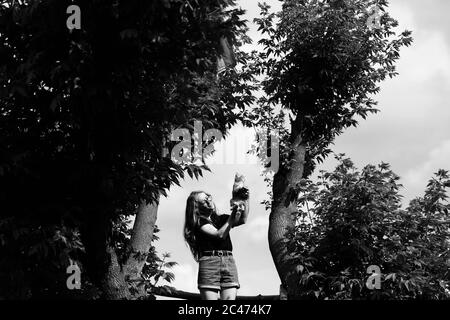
[
  {"xmin": 14, "ymin": 86, "xmax": 28, "ymax": 97},
  {"xmin": 164, "ymin": 261, "xmax": 178, "ymax": 269},
  {"xmin": 385, "ymin": 273, "xmax": 396, "ymax": 282},
  {"xmin": 186, "ymin": 166, "xmax": 193, "ymax": 179},
  {"xmin": 50, "ymin": 94, "xmax": 62, "ymax": 111},
  {"xmin": 120, "ymin": 29, "xmax": 138, "ymax": 39},
  {"xmin": 163, "ymin": 272, "xmax": 175, "ymax": 283},
  {"xmin": 296, "ymin": 265, "xmax": 304, "ymax": 274}
]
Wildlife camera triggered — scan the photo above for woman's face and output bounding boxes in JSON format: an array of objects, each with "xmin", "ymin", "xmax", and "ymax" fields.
[{"xmin": 197, "ymin": 192, "xmax": 215, "ymax": 212}]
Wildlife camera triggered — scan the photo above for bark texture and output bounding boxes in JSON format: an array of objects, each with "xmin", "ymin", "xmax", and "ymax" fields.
[
  {"xmin": 84, "ymin": 198, "xmax": 159, "ymax": 299},
  {"xmin": 123, "ymin": 198, "xmax": 160, "ymax": 298},
  {"xmin": 268, "ymin": 132, "xmax": 306, "ymax": 299}
]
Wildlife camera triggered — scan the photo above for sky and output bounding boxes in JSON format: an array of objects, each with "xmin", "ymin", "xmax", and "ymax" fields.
[{"xmin": 154, "ymin": 0, "xmax": 450, "ymax": 299}]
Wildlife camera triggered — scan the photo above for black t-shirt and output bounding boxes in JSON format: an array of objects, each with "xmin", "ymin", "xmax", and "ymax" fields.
[{"xmin": 196, "ymin": 212, "xmax": 233, "ymax": 252}]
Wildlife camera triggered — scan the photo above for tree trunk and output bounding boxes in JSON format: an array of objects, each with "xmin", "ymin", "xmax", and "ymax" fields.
[
  {"xmin": 102, "ymin": 245, "xmax": 128, "ymax": 299},
  {"xmin": 268, "ymin": 132, "xmax": 306, "ymax": 299},
  {"xmin": 101, "ymin": 198, "xmax": 159, "ymax": 299},
  {"xmin": 83, "ymin": 197, "xmax": 160, "ymax": 299},
  {"xmin": 123, "ymin": 197, "xmax": 160, "ymax": 299}
]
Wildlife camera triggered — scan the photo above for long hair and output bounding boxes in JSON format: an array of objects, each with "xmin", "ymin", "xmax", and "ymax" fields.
[{"xmin": 183, "ymin": 191, "xmax": 215, "ymax": 262}]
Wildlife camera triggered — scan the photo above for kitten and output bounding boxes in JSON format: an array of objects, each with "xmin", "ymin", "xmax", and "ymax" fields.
[
  {"xmin": 231, "ymin": 173, "xmax": 249, "ymax": 201},
  {"xmin": 230, "ymin": 173, "xmax": 249, "ymax": 225}
]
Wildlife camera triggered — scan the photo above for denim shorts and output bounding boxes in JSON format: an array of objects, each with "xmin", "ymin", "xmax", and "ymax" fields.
[{"xmin": 197, "ymin": 254, "xmax": 240, "ymax": 290}]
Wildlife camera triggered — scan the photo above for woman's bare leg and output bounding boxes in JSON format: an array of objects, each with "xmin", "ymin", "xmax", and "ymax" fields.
[
  {"xmin": 220, "ymin": 287, "xmax": 237, "ymax": 300},
  {"xmin": 200, "ymin": 288, "xmax": 219, "ymax": 300}
]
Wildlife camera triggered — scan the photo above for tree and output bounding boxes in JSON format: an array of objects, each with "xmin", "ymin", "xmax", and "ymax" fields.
[
  {"xmin": 0, "ymin": 0, "xmax": 254, "ymax": 299},
  {"xmin": 285, "ymin": 154, "xmax": 450, "ymax": 299},
  {"xmin": 250, "ymin": 0, "xmax": 413, "ymax": 298}
]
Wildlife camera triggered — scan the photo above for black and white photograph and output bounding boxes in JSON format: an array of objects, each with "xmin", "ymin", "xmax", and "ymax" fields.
[{"xmin": 0, "ymin": 0, "xmax": 449, "ymax": 310}]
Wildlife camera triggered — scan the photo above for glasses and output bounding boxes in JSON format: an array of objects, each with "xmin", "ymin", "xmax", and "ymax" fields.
[{"xmin": 200, "ymin": 194, "xmax": 212, "ymax": 204}]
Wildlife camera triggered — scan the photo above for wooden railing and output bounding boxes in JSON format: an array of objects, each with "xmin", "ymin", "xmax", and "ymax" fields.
[{"xmin": 151, "ymin": 286, "xmax": 282, "ymax": 300}]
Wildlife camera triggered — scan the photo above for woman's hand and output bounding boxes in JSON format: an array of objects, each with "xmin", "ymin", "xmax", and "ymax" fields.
[{"xmin": 229, "ymin": 203, "xmax": 242, "ymax": 227}]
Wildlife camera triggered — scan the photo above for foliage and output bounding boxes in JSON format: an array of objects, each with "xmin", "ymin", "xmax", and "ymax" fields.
[
  {"xmin": 0, "ymin": 214, "xmax": 89, "ymax": 299},
  {"xmin": 111, "ymin": 220, "xmax": 178, "ymax": 298},
  {"xmin": 111, "ymin": 220, "xmax": 178, "ymax": 300},
  {"xmin": 249, "ymin": 0, "xmax": 413, "ymax": 179},
  {"xmin": 247, "ymin": 1, "xmax": 414, "ymax": 296},
  {"xmin": 285, "ymin": 154, "xmax": 450, "ymax": 300},
  {"xmin": 0, "ymin": 0, "xmax": 254, "ymax": 298},
  {"xmin": 143, "ymin": 250, "xmax": 178, "ymax": 296}
]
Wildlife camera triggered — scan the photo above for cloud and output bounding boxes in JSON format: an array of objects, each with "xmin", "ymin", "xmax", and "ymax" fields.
[
  {"xmin": 398, "ymin": 32, "xmax": 450, "ymax": 85},
  {"xmin": 403, "ymin": 139, "xmax": 450, "ymax": 202},
  {"xmin": 205, "ymin": 125, "xmax": 259, "ymax": 167},
  {"xmin": 246, "ymin": 216, "xmax": 269, "ymax": 242},
  {"xmin": 389, "ymin": 1, "xmax": 416, "ymax": 32},
  {"xmin": 389, "ymin": 1, "xmax": 450, "ymax": 86},
  {"xmin": 396, "ymin": 0, "xmax": 450, "ymax": 47}
]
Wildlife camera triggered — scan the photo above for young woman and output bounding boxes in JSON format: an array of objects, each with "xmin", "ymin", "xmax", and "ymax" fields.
[{"xmin": 183, "ymin": 190, "xmax": 249, "ymax": 300}]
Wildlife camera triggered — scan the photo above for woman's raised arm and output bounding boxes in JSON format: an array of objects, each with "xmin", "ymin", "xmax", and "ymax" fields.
[{"xmin": 199, "ymin": 212, "xmax": 237, "ymax": 239}]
